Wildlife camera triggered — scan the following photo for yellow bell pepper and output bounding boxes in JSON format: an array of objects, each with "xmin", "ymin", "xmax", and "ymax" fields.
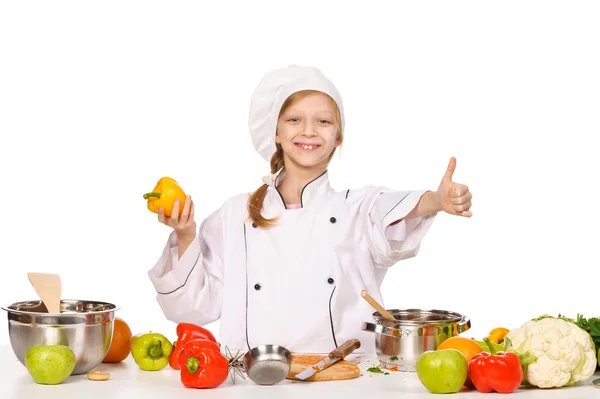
[
  {"xmin": 143, "ymin": 177, "xmax": 187, "ymax": 218},
  {"xmin": 488, "ymin": 327, "xmax": 510, "ymax": 344},
  {"xmin": 130, "ymin": 332, "xmax": 173, "ymax": 371}
]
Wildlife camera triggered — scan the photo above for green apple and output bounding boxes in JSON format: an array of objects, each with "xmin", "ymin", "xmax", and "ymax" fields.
[
  {"xmin": 25, "ymin": 344, "xmax": 76, "ymax": 385},
  {"xmin": 416, "ymin": 349, "xmax": 468, "ymax": 394}
]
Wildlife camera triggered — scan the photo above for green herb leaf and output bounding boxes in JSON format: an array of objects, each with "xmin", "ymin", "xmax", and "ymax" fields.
[
  {"xmin": 574, "ymin": 314, "xmax": 600, "ymax": 347},
  {"xmin": 367, "ymin": 366, "xmax": 389, "ymax": 375}
]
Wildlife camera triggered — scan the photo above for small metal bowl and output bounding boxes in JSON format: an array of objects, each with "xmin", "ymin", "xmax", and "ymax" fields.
[
  {"xmin": 2, "ymin": 299, "xmax": 119, "ymax": 375},
  {"xmin": 242, "ymin": 345, "xmax": 292, "ymax": 385}
]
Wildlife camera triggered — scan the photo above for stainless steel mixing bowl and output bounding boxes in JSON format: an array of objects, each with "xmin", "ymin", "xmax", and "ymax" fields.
[
  {"xmin": 2, "ymin": 299, "xmax": 119, "ymax": 375},
  {"xmin": 362, "ymin": 308, "xmax": 471, "ymax": 371},
  {"xmin": 242, "ymin": 344, "xmax": 293, "ymax": 385}
]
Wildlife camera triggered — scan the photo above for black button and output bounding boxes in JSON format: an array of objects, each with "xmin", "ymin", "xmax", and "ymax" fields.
[
  {"xmin": 330, "ymin": 217, "xmax": 337, "ymax": 223},
  {"xmin": 252, "ymin": 222, "xmax": 257, "ymax": 228},
  {"xmin": 327, "ymin": 278, "xmax": 334, "ymax": 284},
  {"xmin": 254, "ymin": 283, "xmax": 261, "ymax": 290}
]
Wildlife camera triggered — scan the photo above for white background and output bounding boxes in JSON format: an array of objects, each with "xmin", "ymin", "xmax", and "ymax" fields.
[{"xmin": 1, "ymin": 1, "xmax": 598, "ymax": 348}]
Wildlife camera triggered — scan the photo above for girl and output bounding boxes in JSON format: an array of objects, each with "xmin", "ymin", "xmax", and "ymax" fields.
[{"xmin": 147, "ymin": 65, "xmax": 473, "ymax": 355}]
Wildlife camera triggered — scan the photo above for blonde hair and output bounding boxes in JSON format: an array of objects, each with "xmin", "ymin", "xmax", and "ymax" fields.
[{"xmin": 247, "ymin": 90, "xmax": 344, "ymax": 228}]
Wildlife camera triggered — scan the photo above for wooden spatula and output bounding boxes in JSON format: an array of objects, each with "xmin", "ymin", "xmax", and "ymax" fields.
[
  {"xmin": 360, "ymin": 289, "xmax": 395, "ymax": 321},
  {"xmin": 27, "ymin": 272, "xmax": 62, "ymax": 313}
]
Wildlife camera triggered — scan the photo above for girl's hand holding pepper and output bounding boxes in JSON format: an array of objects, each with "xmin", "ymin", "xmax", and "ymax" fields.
[
  {"xmin": 143, "ymin": 177, "xmax": 197, "ymax": 260},
  {"xmin": 160, "ymin": 196, "xmax": 196, "ymax": 260},
  {"xmin": 158, "ymin": 195, "xmax": 197, "ymax": 240},
  {"xmin": 144, "ymin": 176, "xmax": 197, "ymax": 240}
]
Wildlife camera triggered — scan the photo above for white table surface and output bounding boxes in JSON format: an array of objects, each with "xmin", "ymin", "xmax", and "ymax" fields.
[{"xmin": 0, "ymin": 344, "xmax": 599, "ymax": 399}]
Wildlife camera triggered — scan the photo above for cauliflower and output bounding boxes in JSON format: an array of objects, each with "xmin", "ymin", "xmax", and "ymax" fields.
[{"xmin": 506, "ymin": 315, "xmax": 597, "ymax": 388}]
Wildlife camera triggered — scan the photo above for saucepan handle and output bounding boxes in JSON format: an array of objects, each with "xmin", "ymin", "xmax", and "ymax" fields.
[
  {"xmin": 457, "ymin": 315, "xmax": 471, "ymax": 334},
  {"xmin": 361, "ymin": 321, "xmax": 411, "ymax": 338}
]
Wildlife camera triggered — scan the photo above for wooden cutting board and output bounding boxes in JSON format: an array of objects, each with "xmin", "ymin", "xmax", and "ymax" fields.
[{"xmin": 286, "ymin": 354, "xmax": 360, "ymax": 382}]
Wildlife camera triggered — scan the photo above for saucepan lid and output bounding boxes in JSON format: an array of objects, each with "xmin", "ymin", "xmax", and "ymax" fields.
[{"xmin": 372, "ymin": 308, "xmax": 467, "ymax": 326}]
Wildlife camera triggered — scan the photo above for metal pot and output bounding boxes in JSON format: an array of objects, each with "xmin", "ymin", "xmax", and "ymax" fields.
[
  {"xmin": 2, "ymin": 299, "xmax": 119, "ymax": 375},
  {"xmin": 361, "ymin": 308, "xmax": 470, "ymax": 371}
]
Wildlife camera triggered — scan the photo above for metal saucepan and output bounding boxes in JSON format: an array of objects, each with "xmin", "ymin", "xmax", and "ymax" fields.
[{"xmin": 361, "ymin": 308, "xmax": 471, "ymax": 371}]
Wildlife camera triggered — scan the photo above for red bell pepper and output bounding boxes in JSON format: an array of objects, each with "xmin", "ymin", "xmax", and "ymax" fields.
[
  {"xmin": 178, "ymin": 338, "xmax": 229, "ymax": 389},
  {"xmin": 469, "ymin": 337, "xmax": 523, "ymax": 393},
  {"xmin": 169, "ymin": 323, "xmax": 218, "ymax": 369}
]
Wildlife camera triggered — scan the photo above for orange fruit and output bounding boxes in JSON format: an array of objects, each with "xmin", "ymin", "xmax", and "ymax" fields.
[
  {"xmin": 103, "ymin": 317, "xmax": 132, "ymax": 363},
  {"xmin": 436, "ymin": 336, "xmax": 482, "ymax": 362}
]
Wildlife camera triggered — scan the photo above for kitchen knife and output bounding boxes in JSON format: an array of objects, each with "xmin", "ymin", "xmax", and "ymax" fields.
[{"xmin": 294, "ymin": 339, "xmax": 361, "ymax": 380}]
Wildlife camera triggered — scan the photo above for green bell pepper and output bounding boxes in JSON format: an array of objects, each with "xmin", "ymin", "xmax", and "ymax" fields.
[
  {"xmin": 475, "ymin": 339, "xmax": 504, "ymax": 353},
  {"xmin": 131, "ymin": 332, "xmax": 173, "ymax": 371}
]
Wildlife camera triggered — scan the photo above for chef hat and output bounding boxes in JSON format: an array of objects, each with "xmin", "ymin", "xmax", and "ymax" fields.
[{"xmin": 248, "ymin": 64, "xmax": 345, "ymax": 162}]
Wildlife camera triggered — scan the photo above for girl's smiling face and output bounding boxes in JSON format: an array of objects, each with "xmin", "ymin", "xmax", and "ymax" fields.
[{"xmin": 275, "ymin": 92, "xmax": 341, "ymax": 170}]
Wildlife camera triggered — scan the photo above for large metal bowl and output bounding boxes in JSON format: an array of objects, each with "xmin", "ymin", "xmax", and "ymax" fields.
[
  {"xmin": 361, "ymin": 308, "xmax": 471, "ymax": 371},
  {"xmin": 1, "ymin": 299, "xmax": 119, "ymax": 375}
]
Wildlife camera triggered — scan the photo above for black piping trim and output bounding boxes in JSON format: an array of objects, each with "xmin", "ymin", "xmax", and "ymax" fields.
[
  {"xmin": 274, "ymin": 186, "xmax": 287, "ymax": 208},
  {"xmin": 156, "ymin": 245, "xmax": 202, "ymax": 295},
  {"xmin": 271, "ymin": 170, "xmax": 287, "ymax": 208},
  {"xmin": 382, "ymin": 192, "xmax": 410, "ymax": 223},
  {"xmin": 244, "ymin": 223, "xmax": 251, "ymax": 351},
  {"xmin": 328, "ymin": 285, "xmax": 338, "ymax": 348},
  {"xmin": 300, "ymin": 170, "xmax": 328, "ymax": 208},
  {"xmin": 345, "ymin": 189, "xmax": 350, "ymax": 200}
]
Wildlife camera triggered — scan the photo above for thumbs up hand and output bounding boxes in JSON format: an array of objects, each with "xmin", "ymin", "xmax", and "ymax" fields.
[{"xmin": 436, "ymin": 157, "xmax": 472, "ymax": 217}]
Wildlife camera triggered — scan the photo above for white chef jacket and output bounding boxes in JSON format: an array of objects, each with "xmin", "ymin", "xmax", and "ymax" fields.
[{"xmin": 148, "ymin": 170, "xmax": 436, "ymax": 355}]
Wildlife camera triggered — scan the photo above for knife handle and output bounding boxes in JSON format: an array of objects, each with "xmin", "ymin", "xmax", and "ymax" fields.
[{"xmin": 329, "ymin": 339, "xmax": 361, "ymax": 359}]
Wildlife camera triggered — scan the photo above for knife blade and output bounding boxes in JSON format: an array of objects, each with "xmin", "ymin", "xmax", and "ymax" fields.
[{"xmin": 294, "ymin": 339, "xmax": 361, "ymax": 380}]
